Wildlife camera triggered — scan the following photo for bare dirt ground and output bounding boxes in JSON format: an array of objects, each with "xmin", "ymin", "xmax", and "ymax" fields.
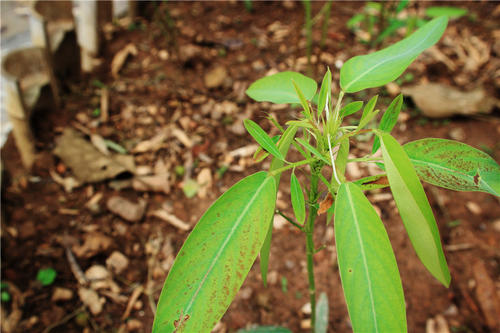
[{"xmin": 2, "ymin": 2, "xmax": 500, "ymax": 332}]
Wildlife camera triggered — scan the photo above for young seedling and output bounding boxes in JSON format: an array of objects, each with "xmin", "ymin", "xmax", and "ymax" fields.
[{"xmin": 153, "ymin": 16, "xmax": 499, "ymax": 332}]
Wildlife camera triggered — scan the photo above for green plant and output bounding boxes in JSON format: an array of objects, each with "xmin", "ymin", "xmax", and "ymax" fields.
[
  {"xmin": 347, "ymin": 1, "xmax": 468, "ymax": 46},
  {"xmin": 153, "ymin": 16, "xmax": 500, "ymax": 332},
  {"xmin": 36, "ymin": 268, "xmax": 57, "ymax": 286}
]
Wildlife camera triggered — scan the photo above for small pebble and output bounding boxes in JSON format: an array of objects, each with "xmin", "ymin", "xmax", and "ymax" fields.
[
  {"xmin": 301, "ymin": 302, "xmax": 311, "ymax": 315},
  {"xmin": 466, "ymin": 202, "xmax": 482, "ymax": 215}
]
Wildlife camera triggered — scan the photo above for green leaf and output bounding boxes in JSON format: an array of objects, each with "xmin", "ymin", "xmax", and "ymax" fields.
[
  {"xmin": 153, "ymin": 172, "xmax": 276, "ymax": 332},
  {"xmin": 378, "ymin": 132, "xmax": 450, "ymax": 286},
  {"xmin": 340, "ymin": 16, "xmax": 448, "ymax": 92},
  {"xmin": 404, "ymin": 138, "xmax": 500, "ymax": 196},
  {"xmin": 334, "ymin": 182, "xmax": 406, "ymax": 333},
  {"xmin": 318, "ymin": 68, "xmax": 332, "ymax": 119},
  {"xmin": 425, "ymin": 7, "xmax": 467, "ymax": 19},
  {"xmin": 253, "ymin": 135, "xmax": 281, "ymax": 162},
  {"xmin": 292, "ymin": 80, "xmax": 312, "ymax": 119},
  {"xmin": 237, "ymin": 326, "xmax": 292, "ymax": 333},
  {"xmin": 244, "ymin": 119, "xmax": 284, "ymax": 161},
  {"xmin": 1, "ymin": 291, "xmax": 11, "ymax": 302},
  {"xmin": 296, "ymin": 138, "xmax": 331, "ymax": 165},
  {"xmin": 340, "ymin": 101, "xmax": 364, "ymax": 118},
  {"xmin": 286, "ymin": 120, "xmax": 315, "ymax": 129},
  {"xmin": 246, "ymin": 71, "xmax": 317, "ymax": 104},
  {"xmin": 36, "ymin": 268, "xmax": 57, "ymax": 286},
  {"xmin": 290, "ymin": 173, "xmax": 306, "ymax": 225},
  {"xmin": 372, "ymin": 94, "xmax": 403, "ymax": 154},
  {"xmin": 182, "ymin": 178, "xmax": 199, "ymax": 198},
  {"xmin": 335, "ymin": 138, "xmax": 350, "ymax": 183},
  {"xmin": 359, "ymin": 95, "xmax": 378, "ymax": 126},
  {"xmin": 315, "ymin": 292, "xmax": 329, "ymax": 333},
  {"xmin": 260, "ymin": 126, "xmax": 298, "ymax": 287}
]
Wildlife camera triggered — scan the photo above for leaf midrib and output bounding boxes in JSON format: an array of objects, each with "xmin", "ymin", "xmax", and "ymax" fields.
[
  {"xmin": 183, "ymin": 176, "xmax": 271, "ymax": 315},
  {"xmin": 346, "ymin": 185, "xmax": 379, "ymax": 333},
  {"xmin": 343, "ymin": 22, "xmax": 441, "ymax": 91}
]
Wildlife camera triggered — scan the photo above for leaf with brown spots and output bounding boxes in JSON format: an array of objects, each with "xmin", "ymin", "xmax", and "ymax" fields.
[
  {"xmin": 152, "ymin": 172, "xmax": 276, "ymax": 332},
  {"xmin": 404, "ymin": 138, "xmax": 500, "ymax": 196}
]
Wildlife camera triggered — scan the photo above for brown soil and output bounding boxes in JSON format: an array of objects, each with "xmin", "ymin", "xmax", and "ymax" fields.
[{"xmin": 2, "ymin": 1, "xmax": 500, "ymax": 333}]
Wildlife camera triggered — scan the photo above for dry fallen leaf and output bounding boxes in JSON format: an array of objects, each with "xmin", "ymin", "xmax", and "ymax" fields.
[
  {"xmin": 111, "ymin": 43, "xmax": 138, "ymax": 77},
  {"xmin": 107, "ymin": 196, "xmax": 147, "ymax": 222},
  {"xmin": 78, "ymin": 287, "xmax": 104, "ymax": 315},
  {"xmin": 318, "ymin": 193, "xmax": 334, "ymax": 215},
  {"xmin": 72, "ymin": 232, "xmax": 113, "ymax": 258}
]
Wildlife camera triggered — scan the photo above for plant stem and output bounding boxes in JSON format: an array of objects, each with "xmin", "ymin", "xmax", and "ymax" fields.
[
  {"xmin": 320, "ymin": 0, "xmax": 332, "ymax": 49},
  {"xmin": 303, "ymin": 0, "xmax": 312, "ymax": 77},
  {"xmin": 269, "ymin": 157, "xmax": 318, "ymax": 176},
  {"xmin": 305, "ymin": 162, "xmax": 321, "ymax": 332}
]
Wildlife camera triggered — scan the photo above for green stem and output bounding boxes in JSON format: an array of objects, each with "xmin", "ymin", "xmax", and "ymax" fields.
[
  {"xmin": 303, "ymin": 0, "xmax": 312, "ymax": 77},
  {"xmin": 347, "ymin": 157, "xmax": 383, "ymax": 163},
  {"xmin": 269, "ymin": 157, "xmax": 318, "ymax": 177},
  {"xmin": 305, "ymin": 162, "xmax": 321, "ymax": 332},
  {"xmin": 320, "ymin": 0, "xmax": 332, "ymax": 49}
]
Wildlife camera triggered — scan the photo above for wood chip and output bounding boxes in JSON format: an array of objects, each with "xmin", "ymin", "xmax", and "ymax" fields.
[
  {"xmin": 171, "ymin": 127, "xmax": 193, "ymax": 148},
  {"xmin": 111, "ymin": 43, "xmax": 138, "ymax": 77},
  {"xmin": 150, "ymin": 209, "xmax": 190, "ymax": 231},
  {"xmin": 122, "ymin": 285, "xmax": 143, "ymax": 320},
  {"xmin": 100, "ymin": 87, "xmax": 109, "ymax": 122},
  {"xmin": 78, "ymin": 287, "xmax": 103, "ymax": 315},
  {"xmin": 472, "ymin": 260, "xmax": 500, "ymax": 329}
]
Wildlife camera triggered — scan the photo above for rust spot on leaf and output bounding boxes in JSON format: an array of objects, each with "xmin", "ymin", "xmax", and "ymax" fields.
[{"xmin": 473, "ymin": 172, "xmax": 480, "ymax": 185}]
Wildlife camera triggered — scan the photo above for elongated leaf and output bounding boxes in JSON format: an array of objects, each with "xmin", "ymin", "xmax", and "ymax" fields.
[
  {"xmin": 372, "ymin": 94, "xmax": 403, "ymax": 154},
  {"xmin": 378, "ymin": 132, "xmax": 450, "ymax": 286},
  {"xmin": 315, "ymin": 292, "xmax": 329, "ymax": 333},
  {"xmin": 296, "ymin": 138, "xmax": 331, "ymax": 165},
  {"xmin": 246, "ymin": 71, "xmax": 317, "ymax": 104},
  {"xmin": 335, "ymin": 182, "xmax": 406, "ymax": 333},
  {"xmin": 286, "ymin": 119, "xmax": 315, "ymax": 129},
  {"xmin": 426, "ymin": 6, "xmax": 467, "ymax": 18},
  {"xmin": 153, "ymin": 172, "xmax": 276, "ymax": 332},
  {"xmin": 244, "ymin": 119, "xmax": 284, "ymax": 161},
  {"xmin": 253, "ymin": 135, "xmax": 280, "ymax": 162},
  {"xmin": 340, "ymin": 101, "xmax": 364, "ymax": 118},
  {"xmin": 237, "ymin": 327, "xmax": 292, "ymax": 333},
  {"xmin": 335, "ymin": 138, "xmax": 350, "ymax": 183},
  {"xmin": 290, "ymin": 173, "xmax": 306, "ymax": 225},
  {"xmin": 318, "ymin": 68, "xmax": 332, "ymax": 119},
  {"xmin": 261, "ymin": 126, "xmax": 298, "ymax": 286},
  {"xmin": 340, "ymin": 16, "xmax": 448, "ymax": 92},
  {"xmin": 404, "ymin": 138, "xmax": 500, "ymax": 196},
  {"xmin": 359, "ymin": 95, "xmax": 378, "ymax": 126},
  {"xmin": 292, "ymin": 80, "xmax": 312, "ymax": 119}
]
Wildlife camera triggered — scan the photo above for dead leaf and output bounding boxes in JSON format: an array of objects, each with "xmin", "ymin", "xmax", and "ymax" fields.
[
  {"xmin": 426, "ymin": 314, "xmax": 450, "ymax": 333},
  {"xmin": 53, "ymin": 129, "xmax": 135, "ymax": 183},
  {"xmin": 73, "ymin": 232, "xmax": 112, "ymax": 258},
  {"xmin": 402, "ymin": 83, "xmax": 497, "ymax": 118},
  {"xmin": 100, "ymin": 87, "xmax": 109, "ymax": 122},
  {"xmin": 49, "ymin": 169, "xmax": 82, "ymax": 193},
  {"xmin": 196, "ymin": 168, "xmax": 212, "ymax": 199},
  {"xmin": 132, "ymin": 174, "xmax": 170, "ymax": 194},
  {"xmin": 171, "ymin": 127, "xmax": 193, "ymax": 148},
  {"xmin": 107, "ymin": 196, "xmax": 147, "ymax": 222},
  {"xmin": 90, "ymin": 134, "xmax": 110, "ymax": 155},
  {"xmin": 473, "ymin": 260, "xmax": 500, "ymax": 330},
  {"xmin": 150, "ymin": 209, "xmax": 190, "ymax": 231},
  {"xmin": 132, "ymin": 129, "xmax": 168, "ymax": 153},
  {"xmin": 111, "ymin": 43, "xmax": 138, "ymax": 77},
  {"xmin": 78, "ymin": 287, "xmax": 104, "ymax": 315},
  {"xmin": 106, "ymin": 251, "xmax": 129, "ymax": 275},
  {"xmin": 318, "ymin": 193, "xmax": 334, "ymax": 215}
]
